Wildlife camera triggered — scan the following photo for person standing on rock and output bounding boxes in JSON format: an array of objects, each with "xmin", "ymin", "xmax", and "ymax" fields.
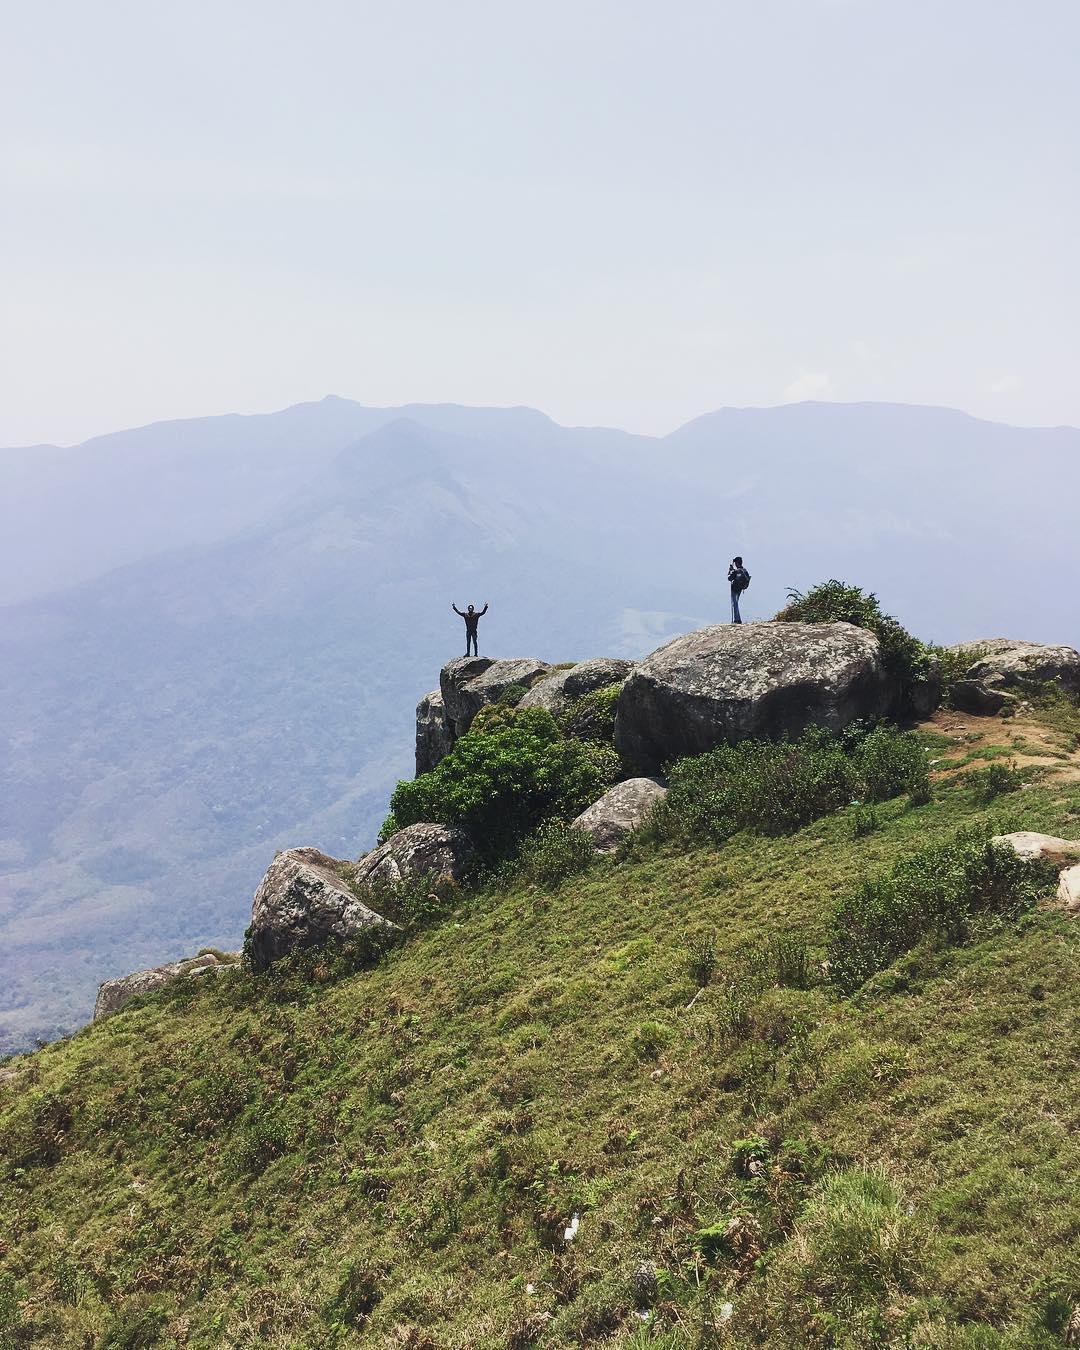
[
  {"xmin": 727, "ymin": 557, "xmax": 750, "ymax": 624},
  {"xmin": 453, "ymin": 602, "xmax": 488, "ymax": 656}
]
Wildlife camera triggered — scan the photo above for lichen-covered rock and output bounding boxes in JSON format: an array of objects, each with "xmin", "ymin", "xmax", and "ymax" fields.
[
  {"xmin": 248, "ymin": 846, "xmax": 393, "ymax": 970},
  {"xmin": 992, "ymin": 832, "xmax": 1080, "ymax": 865},
  {"xmin": 1058, "ymin": 865, "xmax": 1080, "ymax": 915},
  {"xmin": 519, "ymin": 658, "xmax": 635, "ymax": 717},
  {"xmin": 572, "ymin": 777, "xmax": 668, "ymax": 852},
  {"xmin": 615, "ymin": 621, "xmax": 891, "ymax": 773},
  {"xmin": 949, "ymin": 639, "xmax": 1080, "ymax": 699},
  {"xmin": 354, "ymin": 823, "xmax": 476, "ymax": 887},
  {"xmin": 949, "ymin": 679, "xmax": 1009, "ymax": 716},
  {"xmin": 440, "ymin": 656, "xmax": 552, "ymax": 737},
  {"xmin": 94, "ymin": 950, "xmax": 238, "ymax": 1019},
  {"xmin": 415, "ymin": 687, "xmax": 454, "ymax": 775}
]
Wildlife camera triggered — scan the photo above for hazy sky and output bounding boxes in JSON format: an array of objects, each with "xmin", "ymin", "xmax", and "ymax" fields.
[{"xmin": 2, "ymin": 0, "xmax": 1077, "ymax": 446}]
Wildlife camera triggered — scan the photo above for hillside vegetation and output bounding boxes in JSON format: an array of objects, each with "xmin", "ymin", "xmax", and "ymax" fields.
[{"xmin": 3, "ymin": 683, "xmax": 1080, "ymax": 1346}]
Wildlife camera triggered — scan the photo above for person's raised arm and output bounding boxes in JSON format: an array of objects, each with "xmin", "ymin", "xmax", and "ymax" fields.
[
  {"xmin": 452, "ymin": 603, "xmax": 464, "ymax": 616},
  {"xmin": 479, "ymin": 603, "xmax": 488, "ymax": 616}
]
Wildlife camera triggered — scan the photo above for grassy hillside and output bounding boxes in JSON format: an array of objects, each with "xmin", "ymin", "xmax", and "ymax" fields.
[{"xmin": 3, "ymin": 707, "xmax": 1080, "ymax": 1348}]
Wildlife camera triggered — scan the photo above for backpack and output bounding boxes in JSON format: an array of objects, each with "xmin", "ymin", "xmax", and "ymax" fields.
[{"xmin": 735, "ymin": 567, "xmax": 751, "ymax": 593}]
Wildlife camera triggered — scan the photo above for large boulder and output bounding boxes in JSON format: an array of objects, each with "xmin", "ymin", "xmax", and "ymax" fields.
[
  {"xmin": 615, "ymin": 622, "xmax": 891, "ymax": 773},
  {"xmin": 572, "ymin": 777, "xmax": 668, "ymax": 852},
  {"xmin": 440, "ymin": 656, "xmax": 552, "ymax": 737},
  {"xmin": 94, "ymin": 950, "xmax": 237, "ymax": 1019},
  {"xmin": 948, "ymin": 639, "xmax": 1080, "ymax": 705},
  {"xmin": 248, "ymin": 846, "xmax": 394, "ymax": 970},
  {"xmin": 415, "ymin": 688, "xmax": 454, "ymax": 775},
  {"xmin": 354, "ymin": 822, "xmax": 476, "ymax": 887},
  {"xmin": 519, "ymin": 658, "xmax": 636, "ymax": 717}
]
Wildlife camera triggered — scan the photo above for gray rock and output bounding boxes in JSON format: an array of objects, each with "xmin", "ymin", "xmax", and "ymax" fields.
[
  {"xmin": 440, "ymin": 656, "xmax": 552, "ymax": 736},
  {"xmin": 949, "ymin": 639, "xmax": 1080, "ymax": 697},
  {"xmin": 572, "ymin": 777, "xmax": 668, "ymax": 852},
  {"xmin": 615, "ymin": 621, "xmax": 891, "ymax": 773},
  {"xmin": 94, "ymin": 950, "xmax": 237, "ymax": 1019},
  {"xmin": 415, "ymin": 687, "xmax": 454, "ymax": 775},
  {"xmin": 354, "ymin": 822, "xmax": 476, "ymax": 887},
  {"xmin": 949, "ymin": 679, "xmax": 1008, "ymax": 716},
  {"xmin": 992, "ymin": 831, "xmax": 1080, "ymax": 865},
  {"xmin": 1058, "ymin": 865, "xmax": 1080, "ymax": 915},
  {"xmin": 248, "ymin": 846, "xmax": 394, "ymax": 970},
  {"xmin": 519, "ymin": 658, "xmax": 635, "ymax": 717}
]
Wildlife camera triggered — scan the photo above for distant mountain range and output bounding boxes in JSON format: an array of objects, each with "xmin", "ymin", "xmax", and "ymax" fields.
[{"xmin": 2, "ymin": 397, "xmax": 1077, "ymax": 1051}]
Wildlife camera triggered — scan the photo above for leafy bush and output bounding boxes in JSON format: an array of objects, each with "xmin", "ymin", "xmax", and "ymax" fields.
[
  {"xmin": 776, "ymin": 580, "xmax": 933, "ymax": 709},
  {"xmin": 514, "ymin": 819, "xmax": 596, "ymax": 888},
  {"xmin": 969, "ymin": 760, "xmax": 1024, "ymax": 803},
  {"xmin": 687, "ymin": 934, "xmax": 718, "ymax": 988},
  {"xmin": 558, "ymin": 682, "xmax": 622, "ymax": 743},
  {"xmin": 387, "ymin": 707, "xmax": 619, "ymax": 861},
  {"xmin": 651, "ymin": 724, "xmax": 931, "ymax": 847},
  {"xmin": 853, "ymin": 725, "xmax": 931, "ymax": 802},
  {"xmin": 827, "ymin": 830, "xmax": 1049, "ymax": 993},
  {"xmin": 660, "ymin": 728, "xmax": 859, "ymax": 842}
]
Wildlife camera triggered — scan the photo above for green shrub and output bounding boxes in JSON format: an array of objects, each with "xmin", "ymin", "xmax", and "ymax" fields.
[
  {"xmin": 851, "ymin": 803, "xmax": 880, "ymax": 837},
  {"xmin": 514, "ymin": 819, "xmax": 596, "ymax": 888},
  {"xmin": 628, "ymin": 1020, "xmax": 675, "ymax": 1060},
  {"xmin": 387, "ymin": 706, "xmax": 618, "ymax": 861},
  {"xmin": 662, "ymin": 728, "xmax": 858, "ymax": 842},
  {"xmin": 776, "ymin": 580, "xmax": 933, "ymax": 709},
  {"xmin": 970, "ymin": 760, "xmax": 1024, "ymax": 803},
  {"xmin": 854, "ymin": 726, "xmax": 931, "ymax": 802},
  {"xmin": 230, "ymin": 1110, "xmax": 296, "ymax": 1177},
  {"xmin": 687, "ymin": 934, "xmax": 718, "ymax": 988},
  {"xmin": 559, "ymin": 682, "xmax": 622, "ymax": 743},
  {"xmin": 827, "ymin": 830, "xmax": 1049, "ymax": 993}
]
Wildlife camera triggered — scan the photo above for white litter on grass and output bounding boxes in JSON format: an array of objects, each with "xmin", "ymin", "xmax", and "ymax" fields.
[
  {"xmin": 526, "ymin": 1283, "xmax": 536, "ymax": 1295},
  {"xmin": 719, "ymin": 1301, "xmax": 734, "ymax": 1323},
  {"xmin": 563, "ymin": 1213, "xmax": 580, "ymax": 1242}
]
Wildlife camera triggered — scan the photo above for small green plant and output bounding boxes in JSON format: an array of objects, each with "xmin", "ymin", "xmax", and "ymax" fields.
[
  {"xmin": 230, "ymin": 1110, "xmax": 296, "ymax": 1177},
  {"xmin": 851, "ymin": 803, "xmax": 880, "ymax": 837},
  {"xmin": 827, "ymin": 829, "xmax": 1050, "ymax": 993},
  {"xmin": 854, "ymin": 726, "xmax": 931, "ymax": 803},
  {"xmin": 629, "ymin": 1020, "xmax": 675, "ymax": 1060},
  {"xmin": 970, "ymin": 759, "xmax": 1024, "ymax": 802},
  {"xmin": 514, "ymin": 819, "xmax": 596, "ymax": 888},
  {"xmin": 687, "ymin": 935, "xmax": 718, "ymax": 988}
]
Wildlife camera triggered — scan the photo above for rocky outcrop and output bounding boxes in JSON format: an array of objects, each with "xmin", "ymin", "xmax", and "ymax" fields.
[
  {"xmin": 94, "ymin": 950, "xmax": 238, "ymax": 1019},
  {"xmin": 354, "ymin": 823, "xmax": 476, "ymax": 887},
  {"xmin": 415, "ymin": 688, "xmax": 454, "ymax": 775},
  {"xmin": 948, "ymin": 639, "xmax": 1080, "ymax": 713},
  {"xmin": 615, "ymin": 622, "xmax": 891, "ymax": 773},
  {"xmin": 519, "ymin": 658, "xmax": 635, "ymax": 717},
  {"xmin": 572, "ymin": 777, "xmax": 668, "ymax": 852},
  {"xmin": 439, "ymin": 657, "xmax": 552, "ymax": 738},
  {"xmin": 248, "ymin": 847, "xmax": 394, "ymax": 970}
]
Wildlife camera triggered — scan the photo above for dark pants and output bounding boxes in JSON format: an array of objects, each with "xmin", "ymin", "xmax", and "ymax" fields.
[
  {"xmin": 466, "ymin": 630, "xmax": 479, "ymax": 656},
  {"xmin": 731, "ymin": 588, "xmax": 743, "ymax": 624}
]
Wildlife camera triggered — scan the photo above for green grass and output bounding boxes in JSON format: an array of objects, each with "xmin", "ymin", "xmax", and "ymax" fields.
[{"xmin": 3, "ymin": 773, "xmax": 1080, "ymax": 1347}]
